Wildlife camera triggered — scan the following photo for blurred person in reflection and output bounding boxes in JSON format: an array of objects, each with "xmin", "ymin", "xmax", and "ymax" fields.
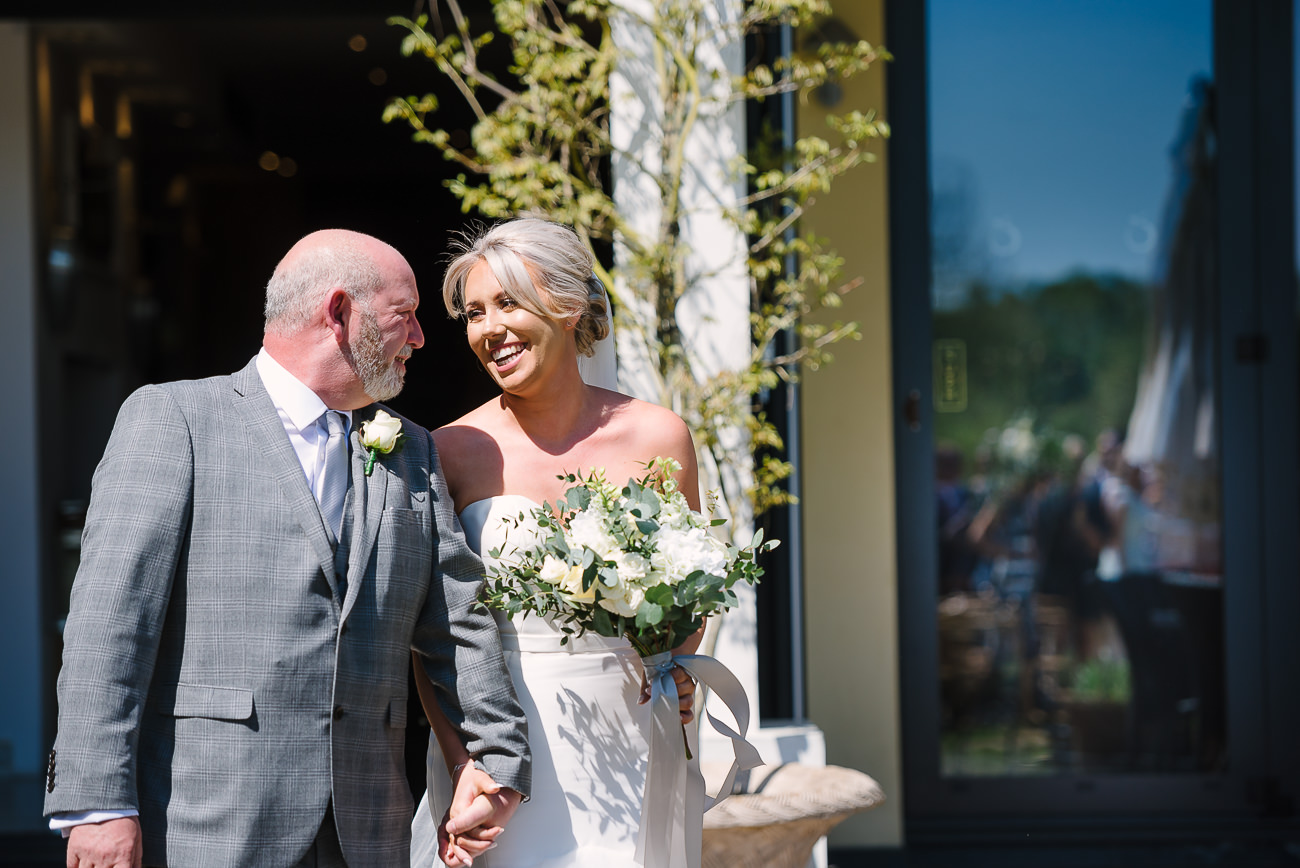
[
  {"xmin": 44, "ymin": 229, "xmax": 529, "ymax": 868},
  {"xmin": 409, "ymin": 217, "xmax": 699, "ymax": 868},
  {"xmin": 936, "ymin": 444, "xmax": 981, "ymax": 595},
  {"xmin": 1096, "ymin": 459, "xmax": 1161, "ymax": 584}
]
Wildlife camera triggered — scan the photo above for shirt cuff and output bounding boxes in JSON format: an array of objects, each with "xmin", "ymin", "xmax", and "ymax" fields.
[{"xmin": 49, "ymin": 809, "xmax": 139, "ymax": 837}]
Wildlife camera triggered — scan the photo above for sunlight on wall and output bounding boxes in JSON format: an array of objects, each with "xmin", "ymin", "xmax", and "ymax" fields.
[{"xmin": 799, "ymin": 0, "xmax": 904, "ymax": 849}]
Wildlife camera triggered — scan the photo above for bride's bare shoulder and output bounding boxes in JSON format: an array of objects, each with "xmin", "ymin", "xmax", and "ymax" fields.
[
  {"xmin": 599, "ymin": 391, "xmax": 694, "ymax": 453},
  {"xmin": 432, "ymin": 399, "xmax": 509, "ymax": 461}
]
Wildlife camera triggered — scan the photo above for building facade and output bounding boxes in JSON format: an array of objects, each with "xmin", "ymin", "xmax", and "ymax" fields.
[{"xmin": 0, "ymin": 0, "xmax": 1297, "ymax": 863}]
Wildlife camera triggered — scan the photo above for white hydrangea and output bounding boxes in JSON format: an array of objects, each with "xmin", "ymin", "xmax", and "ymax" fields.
[
  {"xmin": 657, "ymin": 493, "xmax": 691, "ymax": 531},
  {"xmin": 651, "ymin": 525, "xmax": 730, "ymax": 582},
  {"xmin": 568, "ymin": 508, "xmax": 621, "ymax": 560}
]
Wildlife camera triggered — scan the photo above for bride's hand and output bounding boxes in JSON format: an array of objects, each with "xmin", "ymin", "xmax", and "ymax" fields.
[
  {"xmin": 638, "ymin": 664, "xmax": 696, "ymax": 724},
  {"xmin": 439, "ymin": 764, "xmax": 522, "ymax": 866},
  {"xmin": 438, "ymin": 805, "xmax": 488, "ymax": 868}
]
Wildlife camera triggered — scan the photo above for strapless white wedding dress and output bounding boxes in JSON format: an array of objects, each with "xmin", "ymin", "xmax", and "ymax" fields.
[{"xmin": 411, "ymin": 495, "xmax": 653, "ymax": 867}]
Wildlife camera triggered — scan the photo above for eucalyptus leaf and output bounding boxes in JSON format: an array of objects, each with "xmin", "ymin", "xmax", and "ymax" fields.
[{"xmin": 636, "ymin": 601, "xmax": 664, "ymax": 628}]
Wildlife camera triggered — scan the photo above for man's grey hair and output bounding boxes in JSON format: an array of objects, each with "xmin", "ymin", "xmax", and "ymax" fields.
[{"xmin": 264, "ymin": 238, "xmax": 383, "ymax": 334}]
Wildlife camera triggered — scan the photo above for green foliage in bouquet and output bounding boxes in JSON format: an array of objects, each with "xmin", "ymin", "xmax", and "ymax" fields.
[
  {"xmin": 383, "ymin": 0, "xmax": 888, "ymax": 521},
  {"xmin": 478, "ymin": 458, "xmax": 779, "ymax": 654}
]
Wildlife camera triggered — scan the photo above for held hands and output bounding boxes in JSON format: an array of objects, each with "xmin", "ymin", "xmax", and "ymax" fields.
[
  {"xmin": 639, "ymin": 663, "xmax": 696, "ymax": 724},
  {"xmin": 66, "ymin": 815, "xmax": 142, "ymax": 868},
  {"xmin": 438, "ymin": 764, "xmax": 522, "ymax": 867}
]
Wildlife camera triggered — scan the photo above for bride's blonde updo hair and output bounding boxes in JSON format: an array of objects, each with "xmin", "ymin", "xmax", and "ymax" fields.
[{"xmin": 442, "ymin": 217, "xmax": 610, "ymax": 357}]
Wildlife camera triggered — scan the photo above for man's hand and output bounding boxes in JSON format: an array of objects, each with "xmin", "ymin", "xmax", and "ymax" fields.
[
  {"xmin": 66, "ymin": 816, "xmax": 142, "ymax": 868},
  {"xmin": 438, "ymin": 765, "xmax": 522, "ymax": 867}
]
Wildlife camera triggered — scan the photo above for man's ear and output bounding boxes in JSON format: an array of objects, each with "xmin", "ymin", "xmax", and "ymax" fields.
[{"xmin": 325, "ymin": 289, "xmax": 351, "ymax": 343}]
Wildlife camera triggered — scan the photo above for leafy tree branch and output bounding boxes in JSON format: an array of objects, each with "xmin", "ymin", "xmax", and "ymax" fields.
[{"xmin": 385, "ymin": 0, "xmax": 888, "ymax": 523}]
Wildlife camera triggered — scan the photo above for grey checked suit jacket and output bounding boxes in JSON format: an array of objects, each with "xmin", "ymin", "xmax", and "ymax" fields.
[{"xmin": 45, "ymin": 358, "xmax": 530, "ymax": 867}]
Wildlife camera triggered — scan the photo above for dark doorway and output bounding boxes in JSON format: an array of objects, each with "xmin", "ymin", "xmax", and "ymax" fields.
[{"xmin": 26, "ymin": 10, "xmax": 501, "ymax": 837}]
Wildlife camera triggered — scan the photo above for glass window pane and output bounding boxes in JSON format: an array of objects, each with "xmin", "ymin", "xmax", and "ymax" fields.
[{"xmin": 928, "ymin": 0, "xmax": 1223, "ymax": 777}]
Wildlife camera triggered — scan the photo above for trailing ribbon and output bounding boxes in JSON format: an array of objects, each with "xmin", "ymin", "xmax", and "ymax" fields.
[{"xmin": 635, "ymin": 651, "xmax": 764, "ymax": 868}]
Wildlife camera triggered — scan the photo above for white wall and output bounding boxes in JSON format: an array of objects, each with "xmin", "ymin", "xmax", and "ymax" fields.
[
  {"xmin": 608, "ymin": 0, "xmax": 762, "ymax": 714},
  {"xmin": 0, "ymin": 22, "xmax": 46, "ymax": 780}
]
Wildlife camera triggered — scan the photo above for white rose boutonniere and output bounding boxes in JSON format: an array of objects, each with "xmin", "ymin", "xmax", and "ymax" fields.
[{"xmin": 359, "ymin": 410, "xmax": 404, "ymax": 476}]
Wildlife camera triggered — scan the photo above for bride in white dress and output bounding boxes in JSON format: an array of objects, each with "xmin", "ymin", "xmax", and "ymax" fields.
[{"xmin": 410, "ymin": 218, "xmax": 701, "ymax": 867}]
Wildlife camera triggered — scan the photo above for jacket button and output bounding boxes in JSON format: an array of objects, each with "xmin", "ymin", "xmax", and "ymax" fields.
[{"xmin": 333, "ymin": 705, "xmax": 344, "ymax": 720}]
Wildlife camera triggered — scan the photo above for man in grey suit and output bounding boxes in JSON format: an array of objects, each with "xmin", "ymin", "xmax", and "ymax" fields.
[{"xmin": 45, "ymin": 230, "xmax": 529, "ymax": 867}]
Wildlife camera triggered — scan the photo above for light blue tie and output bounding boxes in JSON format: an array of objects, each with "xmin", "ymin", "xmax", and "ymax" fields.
[{"xmin": 319, "ymin": 410, "xmax": 349, "ymax": 538}]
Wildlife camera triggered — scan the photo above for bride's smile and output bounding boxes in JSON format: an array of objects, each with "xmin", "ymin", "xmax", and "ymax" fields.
[
  {"xmin": 418, "ymin": 217, "xmax": 706, "ymax": 868},
  {"xmin": 490, "ymin": 342, "xmax": 526, "ymax": 369},
  {"xmin": 463, "ymin": 260, "xmax": 576, "ymax": 390}
]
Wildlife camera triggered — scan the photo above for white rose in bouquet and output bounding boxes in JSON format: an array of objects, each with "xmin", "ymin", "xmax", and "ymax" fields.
[
  {"xmin": 614, "ymin": 551, "xmax": 651, "ymax": 583},
  {"xmin": 474, "ymin": 458, "xmax": 773, "ymax": 866},
  {"xmin": 539, "ymin": 555, "xmax": 569, "ymax": 584},
  {"xmin": 559, "ymin": 563, "xmax": 594, "ymax": 603},
  {"xmin": 598, "ymin": 581, "xmax": 645, "ymax": 618},
  {"xmin": 478, "ymin": 458, "xmax": 777, "ymax": 656}
]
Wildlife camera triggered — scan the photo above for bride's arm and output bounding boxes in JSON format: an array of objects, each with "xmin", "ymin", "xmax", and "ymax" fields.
[
  {"xmin": 663, "ymin": 417, "xmax": 706, "ymax": 719},
  {"xmin": 412, "ymin": 656, "xmax": 520, "ymax": 866},
  {"xmin": 412, "ymin": 654, "xmax": 471, "ymax": 776}
]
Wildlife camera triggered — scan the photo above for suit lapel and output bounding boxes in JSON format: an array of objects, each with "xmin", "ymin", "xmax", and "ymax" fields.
[
  {"xmin": 341, "ymin": 405, "xmax": 388, "ymax": 621},
  {"xmin": 230, "ymin": 359, "xmax": 341, "ymax": 595}
]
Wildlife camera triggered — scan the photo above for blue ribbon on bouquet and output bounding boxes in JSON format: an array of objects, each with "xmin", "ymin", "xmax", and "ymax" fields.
[{"xmin": 636, "ymin": 651, "xmax": 763, "ymax": 868}]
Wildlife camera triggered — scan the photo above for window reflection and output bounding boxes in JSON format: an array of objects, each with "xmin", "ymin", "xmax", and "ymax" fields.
[{"xmin": 930, "ymin": 0, "xmax": 1223, "ymax": 776}]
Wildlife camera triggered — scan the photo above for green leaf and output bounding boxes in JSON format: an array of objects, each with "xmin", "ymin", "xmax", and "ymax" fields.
[
  {"xmin": 645, "ymin": 583, "xmax": 675, "ymax": 606},
  {"xmin": 567, "ymin": 486, "xmax": 591, "ymax": 510},
  {"xmin": 635, "ymin": 602, "xmax": 664, "ymax": 628},
  {"xmin": 591, "ymin": 606, "xmax": 615, "ymax": 637}
]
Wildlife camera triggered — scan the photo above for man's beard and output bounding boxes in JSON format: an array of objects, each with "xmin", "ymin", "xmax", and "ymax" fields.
[{"xmin": 351, "ymin": 306, "xmax": 407, "ymax": 402}]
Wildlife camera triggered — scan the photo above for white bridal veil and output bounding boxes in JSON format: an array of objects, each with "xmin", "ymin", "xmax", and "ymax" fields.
[{"xmin": 576, "ymin": 279, "xmax": 618, "ymax": 390}]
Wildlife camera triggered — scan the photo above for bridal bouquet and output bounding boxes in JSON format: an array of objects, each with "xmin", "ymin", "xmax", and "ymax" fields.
[
  {"xmin": 480, "ymin": 457, "xmax": 771, "ymax": 867},
  {"xmin": 478, "ymin": 457, "xmax": 777, "ymax": 657}
]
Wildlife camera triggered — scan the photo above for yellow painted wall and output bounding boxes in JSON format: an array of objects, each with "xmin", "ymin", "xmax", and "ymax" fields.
[{"xmin": 799, "ymin": 0, "xmax": 904, "ymax": 849}]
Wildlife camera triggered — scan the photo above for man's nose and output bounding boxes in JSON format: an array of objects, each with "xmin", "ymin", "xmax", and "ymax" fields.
[{"xmin": 409, "ymin": 314, "xmax": 425, "ymax": 349}]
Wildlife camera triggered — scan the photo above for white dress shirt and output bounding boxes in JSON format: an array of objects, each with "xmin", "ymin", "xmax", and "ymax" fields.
[
  {"xmin": 255, "ymin": 348, "xmax": 353, "ymax": 509},
  {"xmin": 51, "ymin": 350, "xmax": 351, "ymax": 835}
]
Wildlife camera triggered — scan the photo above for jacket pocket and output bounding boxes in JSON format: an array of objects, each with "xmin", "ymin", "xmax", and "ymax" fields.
[
  {"xmin": 162, "ymin": 683, "xmax": 255, "ymax": 721},
  {"xmin": 387, "ymin": 696, "xmax": 407, "ymax": 728}
]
